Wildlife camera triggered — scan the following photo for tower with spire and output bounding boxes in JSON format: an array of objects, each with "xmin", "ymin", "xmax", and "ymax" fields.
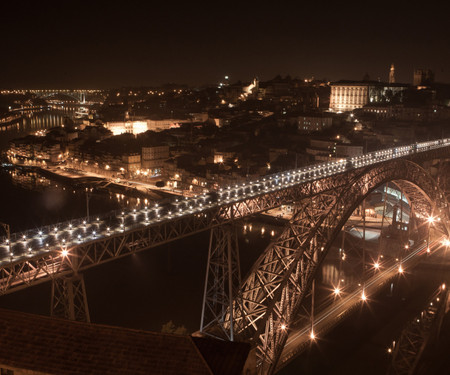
[{"xmin": 389, "ymin": 63, "xmax": 395, "ymax": 84}]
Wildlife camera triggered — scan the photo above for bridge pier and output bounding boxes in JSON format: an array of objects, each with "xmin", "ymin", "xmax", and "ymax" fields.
[
  {"xmin": 200, "ymin": 224, "xmax": 241, "ymax": 340},
  {"xmin": 50, "ymin": 273, "xmax": 90, "ymax": 322}
]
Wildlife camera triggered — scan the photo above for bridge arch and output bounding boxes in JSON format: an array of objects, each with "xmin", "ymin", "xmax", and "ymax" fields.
[{"xmin": 226, "ymin": 159, "xmax": 450, "ymax": 374}]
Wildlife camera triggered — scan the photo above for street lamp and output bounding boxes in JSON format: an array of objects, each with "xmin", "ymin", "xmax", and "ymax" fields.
[
  {"xmin": 0, "ymin": 222, "xmax": 11, "ymax": 258},
  {"xmin": 427, "ymin": 216, "xmax": 435, "ymax": 251}
]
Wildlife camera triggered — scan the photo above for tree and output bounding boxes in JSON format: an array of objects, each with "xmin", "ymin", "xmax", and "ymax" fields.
[{"xmin": 161, "ymin": 320, "xmax": 188, "ymax": 335}]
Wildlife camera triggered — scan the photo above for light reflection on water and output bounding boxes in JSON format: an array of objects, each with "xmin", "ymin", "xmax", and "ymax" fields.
[{"xmin": 0, "ymin": 110, "xmax": 72, "ymax": 150}]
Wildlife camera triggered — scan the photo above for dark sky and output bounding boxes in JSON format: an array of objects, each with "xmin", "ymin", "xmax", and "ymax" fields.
[{"xmin": 1, "ymin": 0, "xmax": 449, "ymax": 89}]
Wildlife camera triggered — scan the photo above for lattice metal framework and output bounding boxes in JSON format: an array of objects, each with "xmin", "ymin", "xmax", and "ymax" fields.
[
  {"xmin": 200, "ymin": 225, "xmax": 241, "ymax": 340},
  {"xmin": 0, "ymin": 170, "xmax": 352, "ymax": 295},
  {"xmin": 212, "ymin": 159, "xmax": 450, "ymax": 374},
  {"xmin": 1, "ymin": 146, "xmax": 448, "ymax": 297},
  {"xmin": 51, "ymin": 273, "xmax": 90, "ymax": 322},
  {"xmin": 387, "ymin": 285, "xmax": 449, "ymax": 375}
]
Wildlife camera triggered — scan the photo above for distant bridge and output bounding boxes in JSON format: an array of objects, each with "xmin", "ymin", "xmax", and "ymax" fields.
[{"xmin": 1, "ymin": 89, "xmax": 104, "ymax": 103}]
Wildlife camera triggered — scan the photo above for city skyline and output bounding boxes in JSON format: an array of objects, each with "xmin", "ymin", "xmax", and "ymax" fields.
[{"xmin": 1, "ymin": 1, "xmax": 449, "ymax": 88}]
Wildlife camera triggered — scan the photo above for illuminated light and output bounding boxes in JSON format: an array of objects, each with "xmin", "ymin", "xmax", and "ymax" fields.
[
  {"xmin": 310, "ymin": 330, "xmax": 315, "ymax": 340},
  {"xmin": 334, "ymin": 287, "xmax": 340, "ymax": 295},
  {"xmin": 361, "ymin": 291, "xmax": 367, "ymax": 301},
  {"xmin": 261, "ymin": 227, "xmax": 265, "ymax": 235},
  {"xmin": 281, "ymin": 324, "xmax": 286, "ymax": 330},
  {"xmin": 28, "ymin": 247, "xmax": 32, "ymax": 252},
  {"xmin": 427, "ymin": 216, "xmax": 435, "ymax": 224},
  {"xmin": 398, "ymin": 265, "xmax": 403, "ymax": 273},
  {"xmin": 388, "ymin": 348, "xmax": 392, "ymax": 353},
  {"xmin": 61, "ymin": 249, "xmax": 69, "ymax": 257},
  {"xmin": 442, "ymin": 239, "xmax": 450, "ymax": 247},
  {"xmin": 271, "ymin": 230, "xmax": 275, "ymax": 237},
  {"xmin": 427, "ymin": 247, "xmax": 430, "ymax": 253},
  {"xmin": 374, "ymin": 262, "xmax": 380, "ymax": 269},
  {"xmin": 442, "ymin": 283, "xmax": 446, "ymax": 290},
  {"xmin": 404, "ymin": 244, "xmax": 409, "ymax": 249}
]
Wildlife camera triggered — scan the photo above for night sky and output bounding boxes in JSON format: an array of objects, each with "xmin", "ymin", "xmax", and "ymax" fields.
[{"xmin": 1, "ymin": 0, "xmax": 449, "ymax": 88}]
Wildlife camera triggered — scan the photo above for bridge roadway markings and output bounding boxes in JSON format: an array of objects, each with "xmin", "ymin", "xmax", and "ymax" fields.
[
  {"xmin": 1, "ymin": 139, "xmax": 449, "ymax": 285},
  {"xmin": 277, "ymin": 237, "xmax": 445, "ymax": 370}
]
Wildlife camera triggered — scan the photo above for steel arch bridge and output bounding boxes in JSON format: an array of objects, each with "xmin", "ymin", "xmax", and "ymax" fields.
[
  {"xmin": 29, "ymin": 89, "xmax": 102, "ymax": 102},
  {"xmin": 1, "ymin": 140, "xmax": 450, "ymax": 374},
  {"xmin": 202, "ymin": 158, "xmax": 450, "ymax": 374}
]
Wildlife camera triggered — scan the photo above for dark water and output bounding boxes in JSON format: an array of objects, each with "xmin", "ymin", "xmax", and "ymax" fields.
[{"xmin": 0, "ymin": 112, "xmax": 448, "ymax": 373}]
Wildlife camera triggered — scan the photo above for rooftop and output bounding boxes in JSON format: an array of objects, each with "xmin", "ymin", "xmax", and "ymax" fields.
[{"xmin": 0, "ymin": 307, "xmax": 250, "ymax": 375}]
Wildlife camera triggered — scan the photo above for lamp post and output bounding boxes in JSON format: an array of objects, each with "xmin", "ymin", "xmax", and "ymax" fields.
[
  {"xmin": 85, "ymin": 187, "xmax": 91, "ymax": 222},
  {"xmin": 0, "ymin": 222, "xmax": 11, "ymax": 257},
  {"xmin": 427, "ymin": 216, "xmax": 435, "ymax": 252}
]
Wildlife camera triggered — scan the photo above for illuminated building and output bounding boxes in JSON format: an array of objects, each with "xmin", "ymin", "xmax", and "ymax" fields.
[{"xmin": 329, "ymin": 81, "xmax": 408, "ymax": 112}]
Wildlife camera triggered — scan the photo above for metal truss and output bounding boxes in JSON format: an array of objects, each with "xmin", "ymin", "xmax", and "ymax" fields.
[
  {"xmin": 213, "ymin": 159, "xmax": 450, "ymax": 374},
  {"xmin": 0, "ymin": 170, "xmax": 351, "ymax": 295},
  {"xmin": 51, "ymin": 273, "xmax": 90, "ymax": 322},
  {"xmin": 387, "ymin": 284, "xmax": 449, "ymax": 375},
  {"xmin": 200, "ymin": 225, "xmax": 241, "ymax": 340}
]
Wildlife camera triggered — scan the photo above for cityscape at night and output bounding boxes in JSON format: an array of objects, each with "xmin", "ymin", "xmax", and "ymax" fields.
[{"xmin": 1, "ymin": 1, "xmax": 450, "ymax": 374}]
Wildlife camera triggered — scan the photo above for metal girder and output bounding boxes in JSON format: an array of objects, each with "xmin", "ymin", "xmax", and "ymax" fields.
[
  {"xmin": 51, "ymin": 273, "xmax": 90, "ymax": 322},
  {"xmin": 387, "ymin": 284, "xmax": 449, "ymax": 375},
  {"xmin": 0, "ymin": 172, "xmax": 351, "ymax": 295},
  {"xmin": 216, "ymin": 159, "xmax": 450, "ymax": 374},
  {"xmin": 200, "ymin": 225, "xmax": 241, "ymax": 340}
]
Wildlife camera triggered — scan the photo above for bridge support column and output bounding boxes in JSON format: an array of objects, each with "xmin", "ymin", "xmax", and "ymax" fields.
[
  {"xmin": 51, "ymin": 273, "xmax": 90, "ymax": 322},
  {"xmin": 200, "ymin": 224, "xmax": 241, "ymax": 340}
]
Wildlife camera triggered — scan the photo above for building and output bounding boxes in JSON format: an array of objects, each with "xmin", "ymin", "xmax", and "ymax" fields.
[
  {"xmin": 142, "ymin": 145, "xmax": 170, "ymax": 168},
  {"xmin": 329, "ymin": 81, "xmax": 408, "ymax": 112},
  {"xmin": 335, "ymin": 144, "xmax": 363, "ymax": 158},
  {"xmin": 297, "ymin": 114, "xmax": 333, "ymax": 133},
  {"xmin": 354, "ymin": 104, "xmax": 450, "ymax": 122},
  {"xmin": 0, "ymin": 307, "xmax": 250, "ymax": 375},
  {"xmin": 306, "ymin": 139, "xmax": 363, "ymax": 161},
  {"xmin": 105, "ymin": 121, "xmax": 148, "ymax": 135},
  {"xmin": 121, "ymin": 153, "xmax": 141, "ymax": 172},
  {"xmin": 413, "ymin": 69, "xmax": 434, "ymax": 86}
]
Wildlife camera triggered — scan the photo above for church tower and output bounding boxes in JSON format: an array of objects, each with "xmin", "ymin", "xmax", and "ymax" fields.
[{"xmin": 389, "ymin": 63, "xmax": 395, "ymax": 84}]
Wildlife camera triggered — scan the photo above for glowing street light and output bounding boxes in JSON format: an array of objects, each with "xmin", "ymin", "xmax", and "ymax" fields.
[
  {"xmin": 334, "ymin": 287, "xmax": 341, "ymax": 295},
  {"xmin": 374, "ymin": 262, "xmax": 380, "ymax": 269},
  {"xmin": 361, "ymin": 291, "xmax": 367, "ymax": 301}
]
